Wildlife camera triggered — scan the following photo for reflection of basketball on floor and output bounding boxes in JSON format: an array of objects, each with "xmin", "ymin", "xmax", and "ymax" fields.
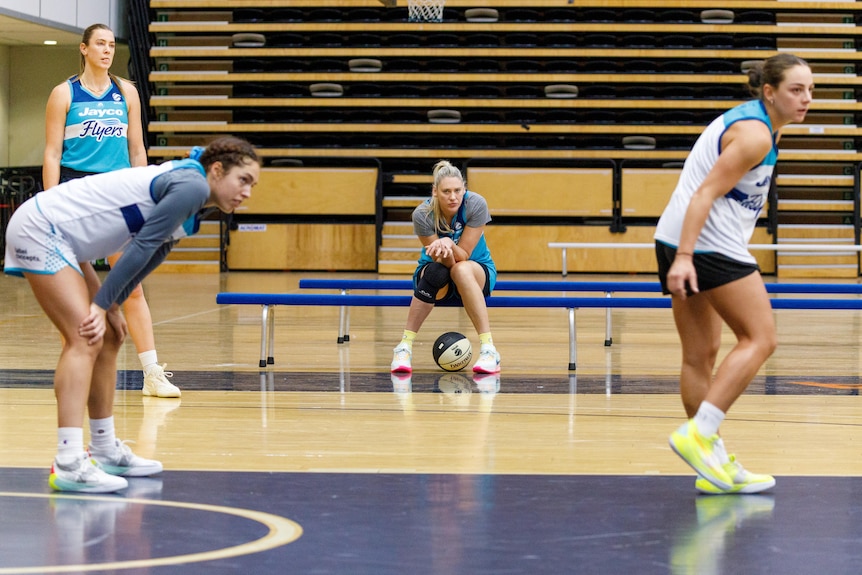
[
  {"xmin": 435, "ymin": 374, "xmax": 473, "ymax": 405},
  {"xmin": 432, "ymin": 332, "xmax": 472, "ymax": 372}
]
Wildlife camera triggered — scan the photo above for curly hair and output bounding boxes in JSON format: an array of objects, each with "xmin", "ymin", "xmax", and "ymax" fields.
[{"xmin": 198, "ymin": 136, "xmax": 260, "ymax": 172}]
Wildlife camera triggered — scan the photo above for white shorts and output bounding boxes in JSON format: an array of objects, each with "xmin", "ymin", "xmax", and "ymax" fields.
[{"xmin": 3, "ymin": 197, "xmax": 81, "ymax": 277}]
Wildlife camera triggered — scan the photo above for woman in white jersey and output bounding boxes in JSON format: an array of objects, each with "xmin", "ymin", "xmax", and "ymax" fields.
[
  {"xmin": 655, "ymin": 54, "xmax": 813, "ymax": 494},
  {"xmin": 43, "ymin": 23, "xmax": 181, "ymax": 399},
  {"xmin": 6, "ymin": 136, "xmax": 260, "ymax": 493}
]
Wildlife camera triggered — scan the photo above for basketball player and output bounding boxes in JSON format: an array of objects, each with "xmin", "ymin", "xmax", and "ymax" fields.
[
  {"xmin": 6, "ymin": 136, "xmax": 260, "ymax": 492},
  {"xmin": 390, "ymin": 160, "xmax": 501, "ymax": 375},
  {"xmin": 655, "ymin": 54, "xmax": 814, "ymax": 493},
  {"xmin": 43, "ymin": 23, "xmax": 181, "ymax": 399}
]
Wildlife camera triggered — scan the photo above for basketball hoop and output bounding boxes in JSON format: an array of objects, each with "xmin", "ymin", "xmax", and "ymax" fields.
[{"xmin": 407, "ymin": 0, "xmax": 445, "ymax": 22}]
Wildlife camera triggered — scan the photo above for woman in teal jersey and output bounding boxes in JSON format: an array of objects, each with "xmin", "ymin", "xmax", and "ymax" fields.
[
  {"xmin": 43, "ymin": 23, "xmax": 180, "ymax": 399},
  {"xmin": 390, "ymin": 160, "xmax": 501, "ymax": 377}
]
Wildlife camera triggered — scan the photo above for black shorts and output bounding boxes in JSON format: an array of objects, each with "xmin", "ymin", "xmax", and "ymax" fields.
[
  {"xmin": 413, "ymin": 262, "xmax": 492, "ymax": 305},
  {"xmin": 59, "ymin": 166, "xmax": 97, "ymax": 183},
  {"xmin": 655, "ymin": 241, "xmax": 759, "ymax": 296}
]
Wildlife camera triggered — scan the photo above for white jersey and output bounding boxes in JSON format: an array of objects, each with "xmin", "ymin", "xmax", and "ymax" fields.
[
  {"xmin": 35, "ymin": 162, "xmax": 188, "ymax": 262},
  {"xmin": 5, "ymin": 160, "xmax": 209, "ymax": 308},
  {"xmin": 654, "ymin": 100, "xmax": 778, "ymax": 264}
]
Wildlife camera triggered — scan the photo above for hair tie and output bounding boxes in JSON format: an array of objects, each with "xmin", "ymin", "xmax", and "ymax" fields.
[{"xmin": 189, "ymin": 146, "xmax": 205, "ymax": 161}]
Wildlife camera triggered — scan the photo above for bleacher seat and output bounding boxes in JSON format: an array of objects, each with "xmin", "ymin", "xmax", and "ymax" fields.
[
  {"xmin": 269, "ymin": 8, "xmax": 303, "ymax": 22},
  {"xmin": 507, "ymin": 60, "xmax": 543, "ymax": 73},
  {"xmin": 426, "ymin": 59, "xmax": 461, "ymax": 72},
  {"xmin": 581, "ymin": 9, "xmax": 617, "ymax": 22},
  {"xmin": 505, "ymin": 8, "xmax": 540, "ymax": 22},
  {"xmin": 543, "ymin": 9, "xmax": 577, "ymax": 22},
  {"xmin": 268, "ymin": 60, "xmax": 308, "ymax": 72},
  {"xmin": 582, "ymin": 34, "xmax": 615, "ymax": 48},
  {"xmin": 659, "ymin": 9, "xmax": 696, "ymax": 23},
  {"xmin": 464, "ymin": 59, "xmax": 499, "ymax": 72},
  {"xmin": 308, "ymin": 8, "xmax": 342, "ymax": 21},
  {"xmin": 346, "ymin": 8, "xmax": 381, "ymax": 22},
  {"xmin": 506, "ymin": 33, "xmax": 540, "ymax": 47},
  {"xmin": 624, "ymin": 60, "xmax": 658, "ymax": 73},
  {"xmin": 464, "ymin": 8, "xmax": 499, "ymax": 22},
  {"xmin": 541, "ymin": 33, "xmax": 578, "ymax": 48},
  {"xmin": 268, "ymin": 33, "xmax": 303, "ymax": 47},
  {"xmin": 466, "ymin": 34, "xmax": 501, "ymax": 48},
  {"xmin": 622, "ymin": 9, "xmax": 657, "ymax": 23},
  {"xmin": 310, "ymin": 59, "xmax": 348, "ymax": 73},
  {"xmin": 233, "ymin": 8, "xmax": 265, "ymax": 23}
]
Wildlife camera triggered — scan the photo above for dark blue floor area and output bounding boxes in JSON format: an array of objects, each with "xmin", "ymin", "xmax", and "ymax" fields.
[
  {"xmin": 3, "ymin": 368, "xmax": 862, "ymax": 395},
  {"xmin": 2, "ymin": 468, "xmax": 862, "ymax": 574}
]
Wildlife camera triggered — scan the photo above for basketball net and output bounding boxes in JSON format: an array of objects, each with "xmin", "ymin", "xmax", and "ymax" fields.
[{"xmin": 407, "ymin": 0, "xmax": 445, "ymax": 22}]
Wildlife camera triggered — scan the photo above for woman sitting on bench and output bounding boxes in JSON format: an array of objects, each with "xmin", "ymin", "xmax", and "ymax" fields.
[{"xmin": 390, "ymin": 160, "xmax": 500, "ymax": 375}]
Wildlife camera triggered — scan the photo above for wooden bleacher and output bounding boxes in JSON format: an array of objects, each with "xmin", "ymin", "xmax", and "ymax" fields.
[{"xmin": 146, "ymin": 0, "xmax": 862, "ymax": 277}]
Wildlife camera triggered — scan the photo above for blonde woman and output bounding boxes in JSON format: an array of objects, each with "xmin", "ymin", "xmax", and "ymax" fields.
[
  {"xmin": 390, "ymin": 160, "xmax": 500, "ymax": 374},
  {"xmin": 43, "ymin": 23, "xmax": 179, "ymax": 398}
]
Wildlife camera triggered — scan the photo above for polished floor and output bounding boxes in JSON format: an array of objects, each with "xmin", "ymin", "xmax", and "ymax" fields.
[{"xmin": 2, "ymin": 271, "xmax": 862, "ymax": 574}]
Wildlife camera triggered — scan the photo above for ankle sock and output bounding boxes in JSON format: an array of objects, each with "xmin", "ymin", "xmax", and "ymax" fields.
[
  {"xmin": 693, "ymin": 401, "xmax": 725, "ymax": 438},
  {"xmin": 89, "ymin": 416, "xmax": 117, "ymax": 453}
]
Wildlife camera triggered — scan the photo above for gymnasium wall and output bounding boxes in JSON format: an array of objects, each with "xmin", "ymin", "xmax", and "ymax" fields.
[{"xmin": 0, "ymin": 43, "xmax": 130, "ymax": 167}]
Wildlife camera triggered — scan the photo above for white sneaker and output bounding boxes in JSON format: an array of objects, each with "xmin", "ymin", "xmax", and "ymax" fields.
[
  {"xmin": 472, "ymin": 344, "xmax": 501, "ymax": 374},
  {"xmin": 695, "ymin": 454, "xmax": 776, "ymax": 494},
  {"xmin": 89, "ymin": 439, "xmax": 163, "ymax": 477},
  {"xmin": 391, "ymin": 344, "xmax": 413, "ymax": 373},
  {"xmin": 49, "ymin": 452, "xmax": 128, "ymax": 493},
  {"xmin": 143, "ymin": 363, "xmax": 181, "ymax": 398}
]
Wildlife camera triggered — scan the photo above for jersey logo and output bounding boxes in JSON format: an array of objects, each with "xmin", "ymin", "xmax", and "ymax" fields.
[
  {"xmin": 77, "ymin": 118, "xmax": 126, "ymax": 141},
  {"xmin": 77, "ymin": 106, "xmax": 125, "ymax": 117},
  {"xmin": 112, "ymin": 93, "xmax": 122, "ymax": 102}
]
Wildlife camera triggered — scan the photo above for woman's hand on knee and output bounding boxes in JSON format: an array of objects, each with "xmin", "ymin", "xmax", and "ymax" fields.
[
  {"xmin": 106, "ymin": 305, "xmax": 128, "ymax": 344},
  {"xmin": 79, "ymin": 303, "xmax": 108, "ymax": 345}
]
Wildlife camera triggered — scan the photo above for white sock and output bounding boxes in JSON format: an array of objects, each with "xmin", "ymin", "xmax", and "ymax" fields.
[
  {"xmin": 693, "ymin": 401, "xmax": 725, "ymax": 438},
  {"xmin": 139, "ymin": 350, "xmax": 159, "ymax": 371},
  {"xmin": 57, "ymin": 427, "xmax": 84, "ymax": 464},
  {"xmin": 89, "ymin": 416, "xmax": 116, "ymax": 453}
]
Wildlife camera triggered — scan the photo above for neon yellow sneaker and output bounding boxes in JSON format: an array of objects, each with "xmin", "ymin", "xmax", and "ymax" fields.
[
  {"xmin": 695, "ymin": 454, "xmax": 775, "ymax": 494},
  {"xmin": 669, "ymin": 420, "xmax": 733, "ymax": 490}
]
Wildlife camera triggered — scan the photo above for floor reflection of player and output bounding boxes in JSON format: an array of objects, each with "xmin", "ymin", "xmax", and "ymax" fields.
[{"xmin": 669, "ymin": 495, "xmax": 775, "ymax": 575}]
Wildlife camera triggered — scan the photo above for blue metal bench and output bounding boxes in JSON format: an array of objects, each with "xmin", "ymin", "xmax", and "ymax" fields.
[{"xmin": 217, "ymin": 284, "xmax": 862, "ymax": 370}]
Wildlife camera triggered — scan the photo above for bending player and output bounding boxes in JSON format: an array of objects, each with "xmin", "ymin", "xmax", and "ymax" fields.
[
  {"xmin": 390, "ymin": 160, "xmax": 500, "ymax": 375},
  {"xmin": 5, "ymin": 136, "xmax": 260, "ymax": 493},
  {"xmin": 655, "ymin": 54, "xmax": 813, "ymax": 494}
]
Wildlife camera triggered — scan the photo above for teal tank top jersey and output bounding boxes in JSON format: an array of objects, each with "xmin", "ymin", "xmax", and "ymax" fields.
[{"xmin": 61, "ymin": 76, "xmax": 131, "ymax": 173}]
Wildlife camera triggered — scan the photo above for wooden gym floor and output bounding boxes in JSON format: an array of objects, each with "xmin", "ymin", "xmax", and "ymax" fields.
[{"xmin": 2, "ymin": 270, "xmax": 862, "ymax": 574}]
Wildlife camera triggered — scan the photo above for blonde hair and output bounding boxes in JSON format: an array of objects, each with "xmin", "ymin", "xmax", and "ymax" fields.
[{"xmin": 425, "ymin": 160, "xmax": 466, "ymax": 235}]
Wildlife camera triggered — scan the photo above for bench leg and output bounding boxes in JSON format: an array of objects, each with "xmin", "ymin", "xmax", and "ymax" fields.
[
  {"xmin": 568, "ymin": 307, "xmax": 577, "ymax": 370},
  {"xmin": 605, "ymin": 292, "xmax": 613, "ymax": 346},
  {"xmin": 259, "ymin": 304, "xmax": 270, "ymax": 368},
  {"xmin": 345, "ymin": 307, "xmax": 351, "ymax": 342},
  {"xmin": 267, "ymin": 305, "xmax": 275, "ymax": 365},
  {"xmin": 561, "ymin": 247, "xmax": 568, "ymax": 278},
  {"xmin": 337, "ymin": 289, "xmax": 350, "ymax": 343}
]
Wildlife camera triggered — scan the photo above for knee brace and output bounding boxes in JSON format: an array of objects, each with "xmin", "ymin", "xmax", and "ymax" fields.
[{"xmin": 415, "ymin": 262, "xmax": 450, "ymax": 303}]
